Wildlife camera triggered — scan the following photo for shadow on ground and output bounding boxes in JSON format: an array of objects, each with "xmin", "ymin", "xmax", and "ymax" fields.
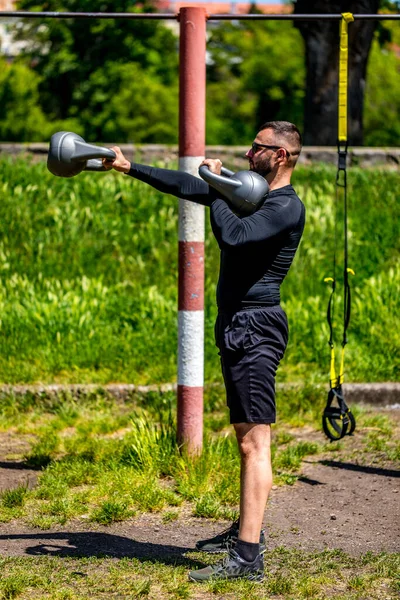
[
  {"xmin": 0, "ymin": 461, "xmax": 42, "ymax": 471},
  {"xmin": 0, "ymin": 531, "xmax": 202, "ymax": 566},
  {"xmin": 319, "ymin": 460, "xmax": 400, "ymax": 478}
]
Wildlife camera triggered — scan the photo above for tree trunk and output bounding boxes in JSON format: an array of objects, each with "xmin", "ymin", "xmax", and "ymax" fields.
[{"xmin": 293, "ymin": 0, "xmax": 381, "ymax": 145}]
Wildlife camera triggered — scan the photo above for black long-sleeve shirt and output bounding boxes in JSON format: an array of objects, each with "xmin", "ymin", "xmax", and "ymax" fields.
[{"xmin": 127, "ymin": 163, "xmax": 305, "ymax": 311}]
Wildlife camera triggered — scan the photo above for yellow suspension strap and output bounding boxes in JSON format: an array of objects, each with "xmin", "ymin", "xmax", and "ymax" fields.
[{"xmin": 323, "ymin": 12, "xmax": 356, "ymax": 442}]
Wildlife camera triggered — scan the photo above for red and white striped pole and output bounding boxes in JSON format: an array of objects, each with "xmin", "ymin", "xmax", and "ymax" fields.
[{"xmin": 177, "ymin": 7, "xmax": 206, "ymax": 453}]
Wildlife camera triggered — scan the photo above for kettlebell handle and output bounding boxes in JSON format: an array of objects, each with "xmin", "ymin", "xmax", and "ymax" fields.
[
  {"xmin": 198, "ymin": 164, "xmax": 241, "ymax": 188},
  {"xmin": 220, "ymin": 166, "xmax": 235, "ymax": 178},
  {"xmin": 71, "ymin": 140, "xmax": 116, "ymax": 163},
  {"xmin": 84, "ymin": 159, "xmax": 110, "ymax": 172}
]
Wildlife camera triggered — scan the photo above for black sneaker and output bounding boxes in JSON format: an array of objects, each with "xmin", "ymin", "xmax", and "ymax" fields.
[
  {"xmin": 188, "ymin": 548, "xmax": 264, "ymax": 583},
  {"xmin": 195, "ymin": 520, "xmax": 266, "ymax": 554}
]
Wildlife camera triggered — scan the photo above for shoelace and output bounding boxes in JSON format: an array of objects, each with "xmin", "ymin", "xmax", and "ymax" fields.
[
  {"xmin": 218, "ymin": 522, "xmax": 238, "ymax": 539},
  {"xmin": 222, "ymin": 527, "xmax": 238, "ymax": 549}
]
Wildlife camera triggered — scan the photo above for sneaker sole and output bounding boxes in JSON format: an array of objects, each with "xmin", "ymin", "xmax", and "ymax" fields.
[
  {"xmin": 195, "ymin": 545, "xmax": 267, "ymax": 555},
  {"xmin": 188, "ymin": 572, "xmax": 264, "ymax": 583},
  {"xmin": 195, "ymin": 547, "xmax": 229, "ymax": 554}
]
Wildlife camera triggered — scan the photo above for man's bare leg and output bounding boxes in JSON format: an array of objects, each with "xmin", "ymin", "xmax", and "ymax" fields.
[
  {"xmin": 234, "ymin": 422, "xmax": 272, "ymax": 544},
  {"xmin": 188, "ymin": 424, "xmax": 268, "ymax": 581}
]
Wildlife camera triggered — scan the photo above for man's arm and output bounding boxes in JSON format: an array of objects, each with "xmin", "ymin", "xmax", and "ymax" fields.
[
  {"xmin": 127, "ymin": 163, "xmax": 217, "ymax": 207},
  {"xmin": 210, "ymin": 196, "xmax": 299, "ymax": 247},
  {"xmin": 103, "ymin": 146, "xmax": 217, "ymax": 207}
]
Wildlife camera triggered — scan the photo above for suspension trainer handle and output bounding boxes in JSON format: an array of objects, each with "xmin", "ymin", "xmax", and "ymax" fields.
[{"xmin": 322, "ymin": 13, "xmax": 356, "ymax": 442}]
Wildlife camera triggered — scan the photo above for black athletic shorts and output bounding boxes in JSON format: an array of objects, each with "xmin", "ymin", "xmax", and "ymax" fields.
[{"xmin": 215, "ymin": 306, "xmax": 289, "ymax": 424}]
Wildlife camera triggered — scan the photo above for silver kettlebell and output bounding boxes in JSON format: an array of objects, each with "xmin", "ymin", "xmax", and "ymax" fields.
[
  {"xmin": 199, "ymin": 165, "xmax": 269, "ymax": 215},
  {"xmin": 47, "ymin": 131, "xmax": 117, "ymax": 178}
]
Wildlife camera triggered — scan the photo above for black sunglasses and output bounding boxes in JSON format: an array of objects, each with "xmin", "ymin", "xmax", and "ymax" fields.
[{"xmin": 251, "ymin": 142, "xmax": 292, "ymax": 157}]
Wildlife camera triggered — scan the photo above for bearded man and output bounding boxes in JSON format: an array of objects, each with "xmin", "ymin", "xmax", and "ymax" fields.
[{"xmin": 104, "ymin": 121, "xmax": 305, "ymax": 582}]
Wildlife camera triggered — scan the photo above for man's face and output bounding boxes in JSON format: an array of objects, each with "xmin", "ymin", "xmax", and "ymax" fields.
[{"xmin": 245, "ymin": 129, "xmax": 281, "ymax": 177}]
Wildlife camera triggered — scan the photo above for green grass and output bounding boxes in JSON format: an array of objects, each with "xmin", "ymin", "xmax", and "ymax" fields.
[
  {"xmin": 0, "ymin": 388, "xmax": 398, "ymax": 529},
  {"xmin": 0, "ymin": 390, "xmax": 399, "ymax": 598},
  {"xmin": 0, "ymin": 158, "xmax": 398, "ymax": 384},
  {"xmin": 90, "ymin": 500, "xmax": 134, "ymax": 525},
  {"xmin": 0, "ymin": 550, "xmax": 398, "ymax": 599},
  {"xmin": 0, "ymin": 486, "xmax": 28, "ymax": 509},
  {"xmin": 272, "ymin": 440, "xmax": 320, "ymax": 473},
  {"xmin": 0, "ymin": 157, "xmax": 398, "ymax": 599}
]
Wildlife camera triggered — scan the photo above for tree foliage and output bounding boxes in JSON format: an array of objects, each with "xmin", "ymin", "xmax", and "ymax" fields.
[
  {"xmin": 11, "ymin": 0, "xmax": 179, "ymax": 142},
  {"xmin": 206, "ymin": 17, "xmax": 305, "ymax": 144},
  {"xmin": 0, "ymin": 0, "xmax": 399, "ymax": 144},
  {"xmin": 78, "ymin": 63, "xmax": 178, "ymax": 143},
  {"xmin": 0, "ymin": 56, "xmax": 81, "ymax": 140},
  {"xmin": 0, "ymin": 58, "xmax": 47, "ymax": 141},
  {"xmin": 292, "ymin": 0, "xmax": 400, "ymax": 145},
  {"xmin": 364, "ymin": 36, "xmax": 400, "ymax": 145},
  {"xmin": 293, "ymin": 0, "xmax": 382, "ymax": 145},
  {"xmin": 363, "ymin": 6, "xmax": 400, "ymax": 145},
  {"xmin": 5, "ymin": 1, "xmax": 307, "ymax": 144}
]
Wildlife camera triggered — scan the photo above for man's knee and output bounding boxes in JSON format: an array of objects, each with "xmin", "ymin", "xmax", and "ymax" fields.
[{"xmin": 234, "ymin": 423, "xmax": 271, "ymax": 457}]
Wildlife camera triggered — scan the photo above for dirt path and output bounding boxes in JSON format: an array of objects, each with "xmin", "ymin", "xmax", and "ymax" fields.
[
  {"xmin": 1, "ymin": 458, "xmax": 399, "ymax": 560},
  {"xmin": 0, "ymin": 437, "xmax": 399, "ymax": 560}
]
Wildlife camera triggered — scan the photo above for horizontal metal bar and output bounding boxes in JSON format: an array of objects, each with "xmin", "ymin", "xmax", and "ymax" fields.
[
  {"xmin": 207, "ymin": 13, "xmax": 400, "ymax": 20},
  {"xmin": 0, "ymin": 11, "xmax": 399, "ymax": 21},
  {"xmin": 0, "ymin": 11, "xmax": 177, "ymax": 19}
]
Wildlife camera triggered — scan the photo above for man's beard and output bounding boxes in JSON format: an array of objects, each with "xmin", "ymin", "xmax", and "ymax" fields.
[{"xmin": 250, "ymin": 156, "xmax": 272, "ymax": 178}]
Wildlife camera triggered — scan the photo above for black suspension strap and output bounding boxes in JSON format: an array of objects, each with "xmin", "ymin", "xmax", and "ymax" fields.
[{"xmin": 322, "ymin": 13, "xmax": 356, "ymax": 441}]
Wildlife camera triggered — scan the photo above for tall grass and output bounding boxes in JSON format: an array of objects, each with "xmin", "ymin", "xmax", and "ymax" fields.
[
  {"xmin": 0, "ymin": 386, "xmax": 326, "ymax": 525},
  {"xmin": 0, "ymin": 157, "xmax": 398, "ymax": 383},
  {"xmin": 1, "ymin": 386, "xmax": 397, "ymax": 527}
]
